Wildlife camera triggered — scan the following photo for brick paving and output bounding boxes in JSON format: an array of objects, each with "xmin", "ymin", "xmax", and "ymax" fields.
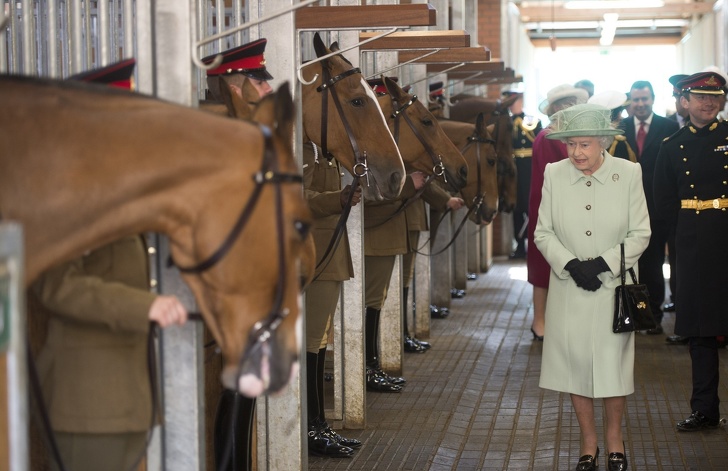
[{"xmin": 309, "ymin": 257, "xmax": 728, "ymax": 471}]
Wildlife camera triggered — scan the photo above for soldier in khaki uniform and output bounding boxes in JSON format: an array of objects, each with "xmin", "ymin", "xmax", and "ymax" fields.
[
  {"xmin": 31, "ymin": 59, "xmax": 188, "ymax": 471},
  {"xmin": 302, "ymin": 142, "xmax": 362, "ymax": 456}
]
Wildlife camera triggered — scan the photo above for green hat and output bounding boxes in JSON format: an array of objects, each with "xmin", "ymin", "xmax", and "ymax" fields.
[{"xmin": 546, "ymin": 103, "xmax": 624, "ymax": 140}]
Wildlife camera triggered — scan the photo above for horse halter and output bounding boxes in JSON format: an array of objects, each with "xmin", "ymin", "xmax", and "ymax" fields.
[
  {"xmin": 461, "ymin": 130, "xmax": 496, "ymax": 224},
  {"xmin": 316, "ymin": 64, "xmax": 370, "ymax": 185},
  {"xmin": 170, "ymin": 125, "xmax": 303, "ymax": 353},
  {"xmin": 390, "ymin": 94, "xmax": 447, "ymax": 183}
]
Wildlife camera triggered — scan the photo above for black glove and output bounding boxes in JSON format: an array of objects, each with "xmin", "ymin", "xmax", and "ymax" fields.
[{"xmin": 565, "ymin": 257, "xmax": 608, "ymax": 292}]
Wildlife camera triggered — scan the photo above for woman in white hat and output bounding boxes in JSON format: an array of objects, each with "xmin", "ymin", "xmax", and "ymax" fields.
[
  {"xmin": 527, "ymin": 84, "xmax": 589, "ymax": 340},
  {"xmin": 534, "ymin": 104, "xmax": 651, "ymax": 471}
]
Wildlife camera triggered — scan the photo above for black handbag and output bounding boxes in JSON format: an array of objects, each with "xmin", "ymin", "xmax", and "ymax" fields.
[{"xmin": 613, "ymin": 243, "xmax": 657, "ymax": 333}]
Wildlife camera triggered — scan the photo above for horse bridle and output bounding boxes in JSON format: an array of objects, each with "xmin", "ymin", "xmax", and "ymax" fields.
[
  {"xmin": 170, "ymin": 124, "xmax": 303, "ymax": 358},
  {"xmin": 460, "ymin": 127, "xmax": 497, "ymax": 225},
  {"xmin": 390, "ymin": 94, "xmax": 448, "ymax": 184}
]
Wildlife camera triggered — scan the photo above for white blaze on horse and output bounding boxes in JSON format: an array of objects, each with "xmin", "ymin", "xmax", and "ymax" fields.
[
  {"xmin": 300, "ymin": 34, "xmax": 405, "ymax": 201},
  {"xmin": 0, "ymin": 76, "xmax": 312, "ymax": 398}
]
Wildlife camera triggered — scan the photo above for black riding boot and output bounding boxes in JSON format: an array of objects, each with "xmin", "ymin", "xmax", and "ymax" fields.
[
  {"xmin": 365, "ymin": 307, "xmax": 404, "ymax": 392},
  {"xmin": 214, "ymin": 390, "xmax": 255, "ymax": 471},
  {"xmin": 402, "ymin": 287, "xmax": 429, "ymax": 353},
  {"xmin": 315, "ymin": 347, "xmax": 361, "ymax": 449},
  {"xmin": 306, "ymin": 350, "xmax": 354, "ymax": 457}
]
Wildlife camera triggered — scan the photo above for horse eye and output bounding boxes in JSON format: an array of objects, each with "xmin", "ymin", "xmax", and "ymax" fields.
[
  {"xmin": 421, "ymin": 118, "xmax": 433, "ymax": 126},
  {"xmin": 350, "ymin": 98, "xmax": 364, "ymax": 107},
  {"xmin": 294, "ymin": 220, "xmax": 311, "ymax": 240},
  {"xmin": 487, "ymin": 159, "xmax": 496, "ymax": 166}
]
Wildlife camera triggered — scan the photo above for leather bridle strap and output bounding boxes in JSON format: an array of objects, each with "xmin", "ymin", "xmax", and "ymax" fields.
[
  {"xmin": 461, "ymin": 132, "xmax": 496, "ymax": 224},
  {"xmin": 170, "ymin": 125, "xmax": 302, "ymax": 274},
  {"xmin": 362, "ymin": 174, "xmax": 434, "ymax": 231},
  {"xmin": 391, "ymin": 94, "xmax": 447, "ymax": 183}
]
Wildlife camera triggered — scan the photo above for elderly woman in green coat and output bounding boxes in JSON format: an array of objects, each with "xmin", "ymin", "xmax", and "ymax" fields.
[{"xmin": 534, "ymin": 104, "xmax": 651, "ymax": 471}]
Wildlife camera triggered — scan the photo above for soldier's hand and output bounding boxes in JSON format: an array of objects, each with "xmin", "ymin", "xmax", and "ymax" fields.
[
  {"xmin": 447, "ymin": 197, "xmax": 465, "ymax": 211},
  {"xmin": 410, "ymin": 171, "xmax": 427, "ymax": 190},
  {"xmin": 149, "ymin": 295, "xmax": 188, "ymax": 328},
  {"xmin": 340, "ymin": 184, "xmax": 362, "ymax": 208}
]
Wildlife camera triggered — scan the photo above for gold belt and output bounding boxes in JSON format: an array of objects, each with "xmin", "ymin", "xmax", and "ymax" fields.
[
  {"xmin": 513, "ymin": 149, "xmax": 533, "ymax": 158},
  {"xmin": 680, "ymin": 198, "xmax": 728, "ymax": 210}
]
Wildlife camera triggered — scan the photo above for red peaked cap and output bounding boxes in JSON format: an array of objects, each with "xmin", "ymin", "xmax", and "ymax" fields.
[
  {"xmin": 202, "ymin": 38, "xmax": 274, "ymax": 81},
  {"xmin": 367, "ymin": 77, "xmax": 398, "ymax": 95},
  {"xmin": 668, "ymin": 74, "xmax": 688, "ymax": 96},
  {"xmin": 677, "ymin": 71, "xmax": 726, "ymax": 95},
  {"xmin": 429, "ymin": 81, "xmax": 444, "ymax": 97},
  {"xmin": 68, "ymin": 58, "xmax": 136, "ymax": 90}
]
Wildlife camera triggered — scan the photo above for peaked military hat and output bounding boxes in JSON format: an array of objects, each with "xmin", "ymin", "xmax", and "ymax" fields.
[
  {"xmin": 202, "ymin": 38, "xmax": 273, "ymax": 81},
  {"xmin": 68, "ymin": 58, "xmax": 136, "ymax": 90}
]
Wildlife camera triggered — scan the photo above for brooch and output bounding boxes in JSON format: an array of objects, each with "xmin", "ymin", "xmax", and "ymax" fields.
[{"xmin": 612, "ymin": 174, "xmax": 620, "ymax": 182}]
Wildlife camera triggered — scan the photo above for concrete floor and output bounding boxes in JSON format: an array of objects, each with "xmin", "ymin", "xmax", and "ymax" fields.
[{"xmin": 310, "ymin": 257, "xmax": 728, "ymax": 471}]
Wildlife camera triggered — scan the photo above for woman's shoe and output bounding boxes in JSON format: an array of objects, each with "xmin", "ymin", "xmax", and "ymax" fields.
[
  {"xmin": 575, "ymin": 447, "xmax": 599, "ymax": 471},
  {"xmin": 530, "ymin": 327, "xmax": 544, "ymax": 341},
  {"xmin": 607, "ymin": 450, "xmax": 627, "ymax": 471}
]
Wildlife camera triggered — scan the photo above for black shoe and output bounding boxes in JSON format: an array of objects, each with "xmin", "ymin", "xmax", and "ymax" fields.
[
  {"xmin": 366, "ymin": 368, "xmax": 402, "ymax": 392},
  {"xmin": 450, "ymin": 288, "xmax": 466, "ymax": 299},
  {"xmin": 308, "ymin": 423, "xmax": 354, "ymax": 457},
  {"xmin": 509, "ymin": 249, "xmax": 526, "ymax": 260},
  {"xmin": 530, "ymin": 328, "xmax": 544, "ymax": 341},
  {"xmin": 467, "ymin": 272, "xmax": 478, "ymax": 280},
  {"xmin": 607, "ymin": 450, "xmax": 628, "ymax": 471},
  {"xmin": 414, "ymin": 337, "xmax": 431, "ymax": 350},
  {"xmin": 404, "ymin": 336, "xmax": 427, "ymax": 353},
  {"xmin": 666, "ymin": 335, "xmax": 689, "ymax": 345},
  {"xmin": 575, "ymin": 447, "xmax": 599, "ymax": 471},
  {"xmin": 430, "ymin": 304, "xmax": 449, "ymax": 319},
  {"xmin": 319, "ymin": 422, "xmax": 362, "ymax": 449},
  {"xmin": 676, "ymin": 411, "xmax": 722, "ymax": 431},
  {"xmin": 375, "ymin": 367, "xmax": 406, "ymax": 385},
  {"xmin": 663, "ymin": 302, "xmax": 675, "ymax": 312},
  {"xmin": 644, "ymin": 324, "xmax": 664, "ymax": 335}
]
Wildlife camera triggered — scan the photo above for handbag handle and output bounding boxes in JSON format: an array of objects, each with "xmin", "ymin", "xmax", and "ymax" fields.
[{"xmin": 620, "ymin": 243, "xmax": 639, "ymax": 286}]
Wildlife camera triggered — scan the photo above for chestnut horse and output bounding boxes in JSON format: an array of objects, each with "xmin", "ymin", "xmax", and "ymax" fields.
[
  {"xmin": 300, "ymin": 34, "xmax": 405, "ymax": 200},
  {"xmin": 377, "ymin": 76, "xmax": 468, "ymax": 192},
  {"xmin": 438, "ymin": 113, "xmax": 500, "ymax": 224},
  {"xmin": 0, "ymin": 76, "xmax": 312, "ymax": 397},
  {"xmin": 448, "ymin": 94, "xmax": 518, "ymax": 212}
]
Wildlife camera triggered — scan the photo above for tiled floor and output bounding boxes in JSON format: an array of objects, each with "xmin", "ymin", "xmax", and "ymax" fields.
[{"xmin": 310, "ymin": 257, "xmax": 728, "ymax": 470}]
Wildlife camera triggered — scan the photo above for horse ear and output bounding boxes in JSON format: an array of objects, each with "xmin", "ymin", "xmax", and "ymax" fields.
[
  {"xmin": 383, "ymin": 76, "xmax": 404, "ymax": 100},
  {"xmin": 273, "ymin": 82, "xmax": 295, "ymax": 144},
  {"xmin": 313, "ymin": 33, "xmax": 329, "ymax": 58},
  {"xmin": 486, "ymin": 123, "xmax": 495, "ymax": 137},
  {"xmin": 218, "ymin": 75, "xmax": 253, "ymax": 120},
  {"xmin": 501, "ymin": 93, "xmax": 519, "ymax": 109},
  {"xmin": 475, "ymin": 112, "xmax": 485, "ymax": 133},
  {"xmin": 330, "ymin": 41, "xmax": 340, "ymax": 52}
]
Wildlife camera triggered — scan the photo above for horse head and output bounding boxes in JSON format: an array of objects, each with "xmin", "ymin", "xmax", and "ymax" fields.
[
  {"xmin": 378, "ymin": 76, "xmax": 468, "ymax": 192},
  {"xmin": 300, "ymin": 33, "xmax": 405, "ymax": 202},
  {"xmin": 438, "ymin": 115, "xmax": 499, "ymax": 224},
  {"xmin": 449, "ymin": 95, "xmax": 517, "ymax": 213},
  {"xmin": 176, "ymin": 83, "xmax": 314, "ymax": 397}
]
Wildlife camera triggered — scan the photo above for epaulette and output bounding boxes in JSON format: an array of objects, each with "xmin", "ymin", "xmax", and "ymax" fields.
[{"xmin": 663, "ymin": 125, "xmax": 689, "ymax": 142}]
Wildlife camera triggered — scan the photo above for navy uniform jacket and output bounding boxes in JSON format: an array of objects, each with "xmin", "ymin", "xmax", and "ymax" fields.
[
  {"xmin": 512, "ymin": 113, "xmax": 542, "ymax": 213},
  {"xmin": 617, "ymin": 115, "xmax": 679, "ymax": 219},
  {"xmin": 653, "ymin": 119, "xmax": 728, "ymax": 336}
]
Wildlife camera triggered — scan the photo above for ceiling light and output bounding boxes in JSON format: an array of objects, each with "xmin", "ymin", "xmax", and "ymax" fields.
[{"xmin": 564, "ymin": 0, "xmax": 664, "ymax": 9}]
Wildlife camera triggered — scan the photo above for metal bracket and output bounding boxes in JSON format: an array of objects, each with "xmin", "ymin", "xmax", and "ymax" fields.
[{"xmin": 192, "ymin": 0, "xmax": 321, "ymax": 71}]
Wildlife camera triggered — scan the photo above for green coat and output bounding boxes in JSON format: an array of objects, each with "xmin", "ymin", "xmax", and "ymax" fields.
[
  {"xmin": 535, "ymin": 154, "xmax": 650, "ymax": 398},
  {"xmin": 32, "ymin": 235, "xmax": 155, "ymax": 433}
]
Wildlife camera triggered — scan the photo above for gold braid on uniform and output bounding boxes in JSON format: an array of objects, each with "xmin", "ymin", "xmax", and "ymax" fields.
[{"xmin": 513, "ymin": 117, "xmax": 537, "ymax": 143}]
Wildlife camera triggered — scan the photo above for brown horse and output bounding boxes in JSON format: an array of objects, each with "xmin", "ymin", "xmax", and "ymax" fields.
[
  {"xmin": 0, "ymin": 76, "xmax": 312, "ymax": 397},
  {"xmin": 377, "ymin": 76, "xmax": 468, "ymax": 191},
  {"xmin": 300, "ymin": 34, "xmax": 405, "ymax": 201},
  {"xmin": 438, "ymin": 114, "xmax": 499, "ymax": 224},
  {"xmin": 449, "ymin": 94, "xmax": 518, "ymax": 212}
]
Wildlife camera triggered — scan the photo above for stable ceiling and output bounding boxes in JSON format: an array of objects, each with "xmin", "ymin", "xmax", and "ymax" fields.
[{"xmin": 512, "ymin": 0, "xmax": 716, "ymax": 47}]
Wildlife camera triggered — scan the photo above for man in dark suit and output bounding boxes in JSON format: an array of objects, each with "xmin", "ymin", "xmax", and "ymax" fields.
[{"xmin": 614, "ymin": 80, "xmax": 679, "ymax": 335}]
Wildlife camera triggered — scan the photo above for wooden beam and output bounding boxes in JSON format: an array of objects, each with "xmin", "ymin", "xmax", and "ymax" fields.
[
  {"xmin": 426, "ymin": 61, "xmax": 504, "ymax": 74},
  {"xmin": 398, "ymin": 46, "xmax": 491, "ymax": 64},
  {"xmin": 359, "ymin": 30, "xmax": 471, "ymax": 50},
  {"xmin": 518, "ymin": 2, "xmax": 714, "ymax": 23},
  {"xmin": 295, "ymin": 4, "xmax": 436, "ymax": 29},
  {"xmin": 531, "ymin": 35, "xmax": 681, "ymax": 48}
]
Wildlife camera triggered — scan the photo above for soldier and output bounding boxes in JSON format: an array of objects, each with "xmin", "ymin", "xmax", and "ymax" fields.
[
  {"xmin": 654, "ymin": 71, "xmax": 728, "ymax": 432},
  {"xmin": 202, "ymin": 37, "xmax": 273, "ymax": 102},
  {"xmin": 504, "ymin": 89, "xmax": 542, "ymax": 259}
]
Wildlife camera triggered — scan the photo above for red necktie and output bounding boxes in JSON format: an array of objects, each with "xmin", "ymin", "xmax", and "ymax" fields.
[{"xmin": 636, "ymin": 121, "xmax": 646, "ymax": 157}]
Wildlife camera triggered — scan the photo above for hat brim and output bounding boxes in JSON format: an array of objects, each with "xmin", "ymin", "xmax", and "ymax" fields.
[
  {"xmin": 539, "ymin": 88, "xmax": 589, "ymax": 114},
  {"xmin": 242, "ymin": 68, "xmax": 274, "ymax": 81},
  {"xmin": 546, "ymin": 128, "xmax": 623, "ymax": 140}
]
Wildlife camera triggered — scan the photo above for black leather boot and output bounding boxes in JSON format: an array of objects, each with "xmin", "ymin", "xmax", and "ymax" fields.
[
  {"xmin": 214, "ymin": 389, "xmax": 255, "ymax": 471},
  {"xmin": 308, "ymin": 419, "xmax": 354, "ymax": 457},
  {"xmin": 365, "ymin": 307, "xmax": 403, "ymax": 392},
  {"xmin": 314, "ymin": 348, "xmax": 362, "ymax": 449}
]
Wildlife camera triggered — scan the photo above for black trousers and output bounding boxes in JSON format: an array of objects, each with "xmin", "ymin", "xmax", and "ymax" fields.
[
  {"xmin": 638, "ymin": 218, "xmax": 668, "ymax": 324},
  {"xmin": 689, "ymin": 337, "xmax": 721, "ymax": 420}
]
